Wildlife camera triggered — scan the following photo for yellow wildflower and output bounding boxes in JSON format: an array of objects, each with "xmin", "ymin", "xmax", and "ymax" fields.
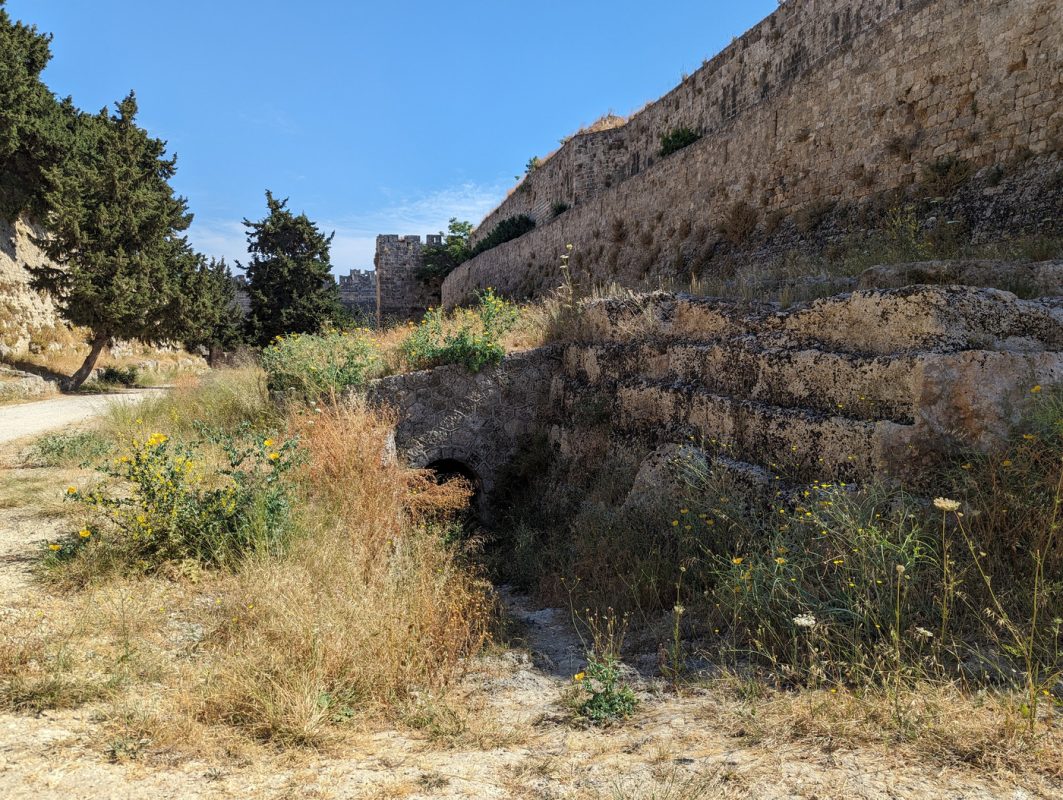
[
  {"xmin": 1032, "ymin": 385, "xmax": 1042, "ymax": 393},
  {"xmin": 269, "ymin": 452, "xmax": 280, "ymax": 461},
  {"xmin": 66, "ymin": 486, "xmax": 77, "ymax": 495},
  {"xmin": 78, "ymin": 529, "xmax": 91, "ymax": 539},
  {"xmin": 731, "ymin": 557, "xmax": 744, "ymax": 565},
  {"xmin": 48, "ymin": 543, "xmax": 61, "ymax": 551},
  {"xmin": 774, "ymin": 557, "xmax": 786, "ymax": 565},
  {"xmin": 574, "ymin": 671, "xmax": 585, "ymax": 682},
  {"xmin": 264, "ymin": 438, "xmax": 275, "ymax": 447}
]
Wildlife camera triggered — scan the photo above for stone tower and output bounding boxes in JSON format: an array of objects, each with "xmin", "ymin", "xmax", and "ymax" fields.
[{"xmin": 374, "ymin": 234, "xmax": 442, "ymax": 324}]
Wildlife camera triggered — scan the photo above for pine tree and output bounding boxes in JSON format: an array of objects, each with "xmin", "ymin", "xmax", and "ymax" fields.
[
  {"xmin": 241, "ymin": 191, "xmax": 345, "ymax": 345},
  {"xmin": 30, "ymin": 93, "xmax": 201, "ymax": 389}
]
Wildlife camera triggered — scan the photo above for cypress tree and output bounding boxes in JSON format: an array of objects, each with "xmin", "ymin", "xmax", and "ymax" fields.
[
  {"xmin": 0, "ymin": 0, "xmax": 72, "ymax": 220},
  {"xmin": 180, "ymin": 257, "xmax": 244, "ymax": 366},
  {"xmin": 30, "ymin": 93, "xmax": 201, "ymax": 389},
  {"xmin": 241, "ymin": 191, "xmax": 344, "ymax": 345}
]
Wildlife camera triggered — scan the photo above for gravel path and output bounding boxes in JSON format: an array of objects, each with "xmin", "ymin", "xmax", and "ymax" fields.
[{"xmin": 0, "ymin": 390, "xmax": 157, "ymax": 446}]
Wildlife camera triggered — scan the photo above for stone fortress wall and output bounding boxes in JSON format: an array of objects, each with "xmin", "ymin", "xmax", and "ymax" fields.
[
  {"xmin": 443, "ymin": 0, "xmax": 1063, "ymax": 307},
  {"xmin": 337, "ymin": 268, "xmax": 375, "ymax": 319}
]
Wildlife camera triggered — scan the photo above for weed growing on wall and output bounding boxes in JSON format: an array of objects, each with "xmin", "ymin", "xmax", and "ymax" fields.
[
  {"xmin": 402, "ymin": 289, "xmax": 519, "ymax": 372},
  {"xmin": 659, "ymin": 127, "xmax": 701, "ymax": 158},
  {"xmin": 261, "ymin": 329, "xmax": 379, "ymax": 403},
  {"xmin": 469, "ymin": 215, "xmax": 535, "ymax": 258}
]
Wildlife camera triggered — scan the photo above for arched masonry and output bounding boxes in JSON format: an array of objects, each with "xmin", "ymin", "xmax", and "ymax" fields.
[{"xmin": 367, "ymin": 349, "xmax": 559, "ymax": 512}]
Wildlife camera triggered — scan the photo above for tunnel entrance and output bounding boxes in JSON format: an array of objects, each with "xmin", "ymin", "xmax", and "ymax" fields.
[{"xmin": 425, "ymin": 458, "xmax": 484, "ymax": 520}]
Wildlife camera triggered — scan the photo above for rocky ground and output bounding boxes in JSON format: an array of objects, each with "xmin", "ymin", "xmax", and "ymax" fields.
[{"xmin": 0, "ymin": 406, "xmax": 1057, "ymax": 798}]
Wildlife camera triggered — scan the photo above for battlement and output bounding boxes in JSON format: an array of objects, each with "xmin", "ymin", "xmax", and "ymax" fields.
[{"xmin": 338, "ymin": 268, "xmax": 374, "ymax": 287}]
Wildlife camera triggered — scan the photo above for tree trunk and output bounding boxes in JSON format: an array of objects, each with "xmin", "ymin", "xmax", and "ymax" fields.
[
  {"xmin": 65, "ymin": 332, "xmax": 110, "ymax": 391},
  {"xmin": 207, "ymin": 343, "xmax": 218, "ymax": 368}
]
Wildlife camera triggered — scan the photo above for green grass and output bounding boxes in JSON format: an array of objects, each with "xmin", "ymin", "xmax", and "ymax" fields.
[{"xmin": 25, "ymin": 430, "xmax": 112, "ymax": 468}]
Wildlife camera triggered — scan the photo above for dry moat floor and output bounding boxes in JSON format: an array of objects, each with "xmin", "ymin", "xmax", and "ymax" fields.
[{"xmin": 0, "ymin": 417, "xmax": 1058, "ymax": 799}]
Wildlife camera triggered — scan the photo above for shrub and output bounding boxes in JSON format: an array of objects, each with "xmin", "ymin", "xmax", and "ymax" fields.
[
  {"xmin": 551, "ymin": 200, "xmax": 570, "ymax": 218},
  {"xmin": 570, "ymin": 655, "xmax": 638, "ymax": 724},
  {"xmin": 469, "ymin": 215, "xmax": 535, "ymax": 259},
  {"xmin": 687, "ymin": 476, "xmax": 936, "ymax": 684},
  {"xmin": 920, "ymin": 156, "xmax": 973, "ymax": 197},
  {"xmin": 718, "ymin": 201, "xmax": 759, "ymax": 244},
  {"xmin": 261, "ymin": 329, "xmax": 379, "ymax": 403},
  {"xmin": 53, "ymin": 428, "xmax": 298, "ymax": 573},
  {"xmin": 402, "ymin": 289, "xmax": 519, "ymax": 372},
  {"xmin": 97, "ymin": 366, "xmax": 138, "ymax": 387},
  {"xmin": 659, "ymin": 127, "xmax": 701, "ymax": 158},
  {"xmin": 567, "ymin": 609, "xmax": 638, "ymax": 724},
  {"xmin": 794, "ymin": 198, "xmax": 837, "ymax": 233}
]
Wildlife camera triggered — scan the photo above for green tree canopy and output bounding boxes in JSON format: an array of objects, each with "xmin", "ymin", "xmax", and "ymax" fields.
[
  {"xmin": 241, "ymin": 191, "xmax": 345, "ymax": 345},
  {"xmin": 417, "ymin": 218, "xmax": 472, "ymax": 282},
  {"xmin": 0, "ymin": 0, "xmax": 73, "ymax": 220},
  {"xmin": 180, "ymin": 257, "xmax": 244, "ymax": 366},
  {"xmin": 30, "ymin": 93, "xmax": 204, "ymax": 388}
]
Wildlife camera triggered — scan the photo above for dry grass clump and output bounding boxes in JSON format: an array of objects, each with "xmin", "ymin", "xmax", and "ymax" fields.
[
  {"xmin": 729, "ymin": 680, "xmax": 1063, "ymax": 782},
  {"xmin": 0, "ymin": 372, "xmax": 491, "ymax": 753},
  {"xmin": 191, "ymin": 402, "xmax": 491, "ymax": 746},
  {"xmin": 102, "ymin": 367, "xmax": 276, "ymax": 440}
]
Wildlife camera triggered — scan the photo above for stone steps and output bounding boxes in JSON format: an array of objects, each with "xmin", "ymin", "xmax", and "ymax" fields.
[
  {"xmin": 576, "ymin": 285, "xmax": 1063, "ymax": 355},
  {"xmin": 562, "ymin": 338, "xmax": 918, "ymax": 424},
  {"xmin": 550, "ymin": 375, "xmax": 914, "ymax": 483}
]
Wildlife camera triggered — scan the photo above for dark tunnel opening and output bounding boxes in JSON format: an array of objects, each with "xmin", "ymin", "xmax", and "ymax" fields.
[{"xmin": 425, "ymin": 458, "xmax": 484, "ymax": 519}]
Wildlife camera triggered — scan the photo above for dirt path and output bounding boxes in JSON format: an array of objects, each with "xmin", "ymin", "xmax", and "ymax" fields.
[
  {"xmin": 0, "ymin": 390, "xmax": 157, "ymax": 446},
  {"xmin": 0, "ymin": 440, "xmax": 1056, "ymax": 797}
]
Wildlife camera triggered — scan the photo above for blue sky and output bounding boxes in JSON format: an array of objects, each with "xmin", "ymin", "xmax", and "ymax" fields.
[{"xmin": 9, "ymin": 1, "xmax": 777, "ymax": 274}]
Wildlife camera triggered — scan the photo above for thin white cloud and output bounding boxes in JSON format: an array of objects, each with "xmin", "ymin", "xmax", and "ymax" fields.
[{"xmin": 187, "ymin": 180, "xmax": 506, "ymax": 276}]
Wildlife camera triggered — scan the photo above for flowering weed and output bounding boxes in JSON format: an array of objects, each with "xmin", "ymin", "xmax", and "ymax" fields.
[{"xmin": 51, "ymin": 427, "xmax": 298, "ymax": 575}]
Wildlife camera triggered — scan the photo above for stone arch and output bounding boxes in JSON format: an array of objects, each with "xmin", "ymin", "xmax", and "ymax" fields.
[{"xmin": 419, "ymin": 446, "xmax": 493, "ymax": 518}]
